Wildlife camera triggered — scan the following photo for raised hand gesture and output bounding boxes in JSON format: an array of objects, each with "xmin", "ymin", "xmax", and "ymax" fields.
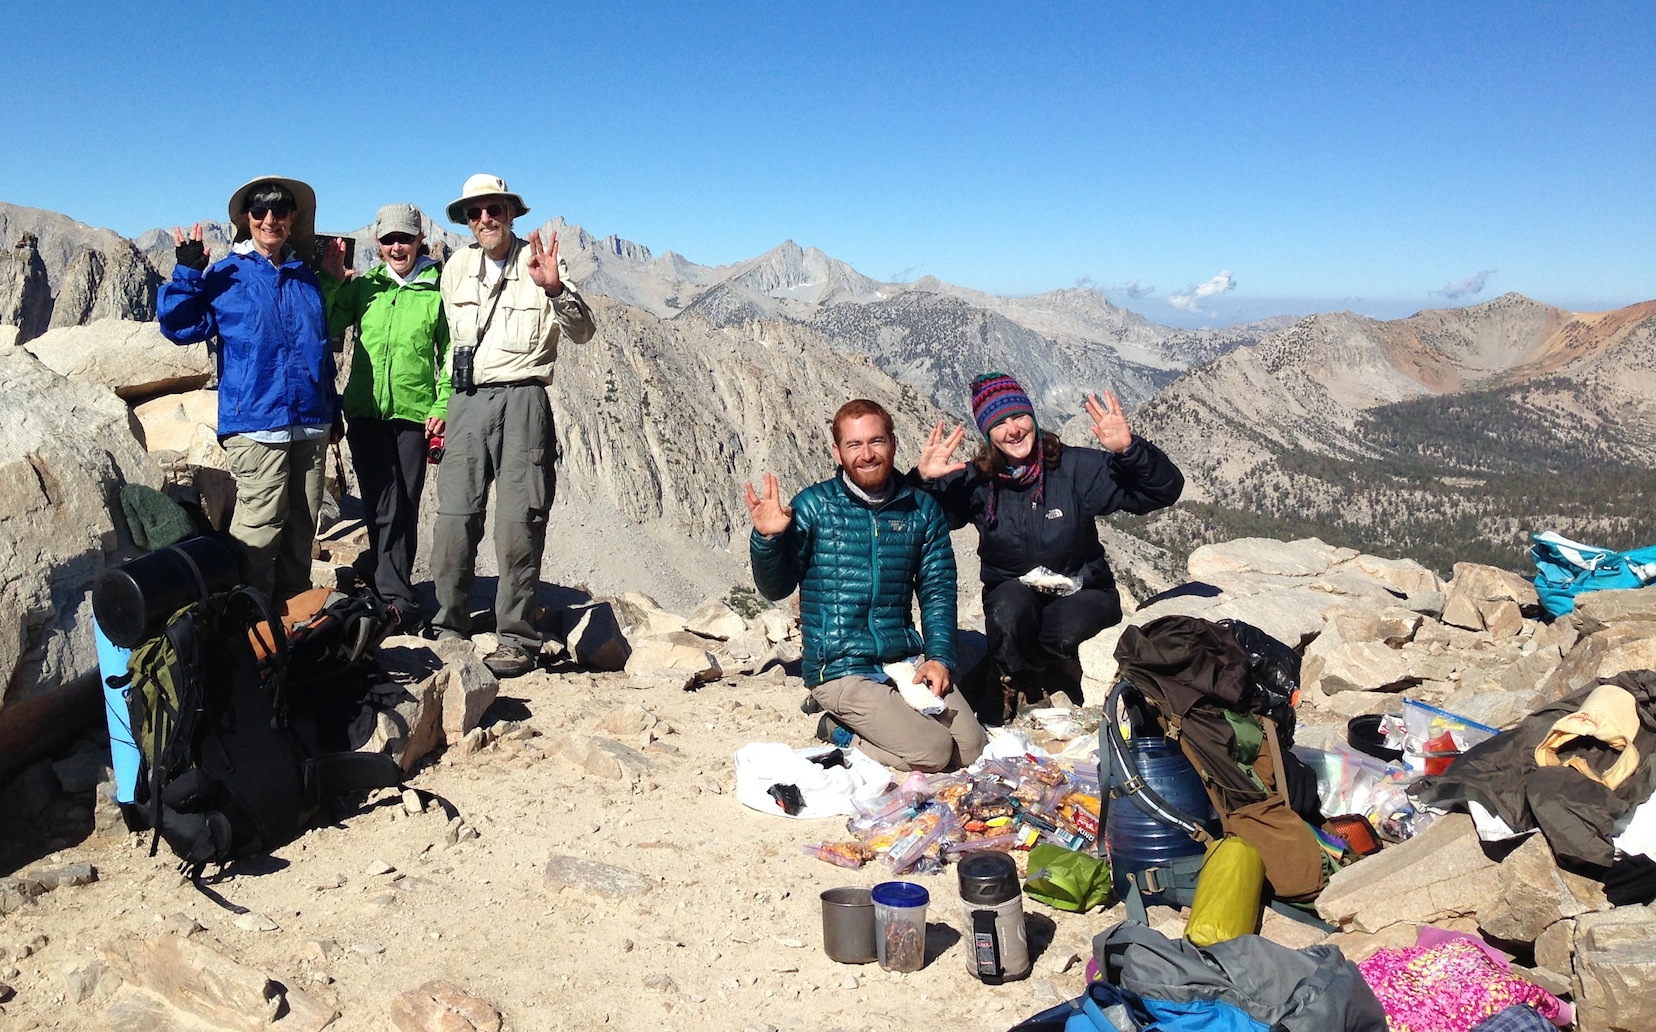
[
  {"xmin": 321, "ymin": 237, "xmax": 349, "ymax": 281},
  {"xmin": 526, "ymin": 229, "xmax": 563, "ymax": 296},
  {"xmin": 917, "ymin": 420, "xmax": 968, "ymax": 481},
  {"xmin": 1085, "ymin": 390, "xmax": 1133, "ymax": 454},
  {"xmin": 171, "ymin": 223, "xmax": 208, "ymax": 271},
  {"xmin": 743, "ymin": 472, "xmax": 794, "ymax": 537}
]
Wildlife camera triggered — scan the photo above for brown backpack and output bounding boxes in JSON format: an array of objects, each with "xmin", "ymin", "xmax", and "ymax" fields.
[{"xmin": 1114, "ymin": 615, "xmax": 1329, "ymax": 903}]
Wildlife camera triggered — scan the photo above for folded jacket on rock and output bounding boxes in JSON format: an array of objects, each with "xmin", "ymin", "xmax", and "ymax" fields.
[{"xmin": 1533, "ymin": 683, "xmax": 1642, "ymax": 789}]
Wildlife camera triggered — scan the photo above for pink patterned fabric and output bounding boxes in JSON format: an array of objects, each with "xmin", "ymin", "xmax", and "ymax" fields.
[{"xmin": 1358, "ymin": 938, "xmax": 1569, "ymax": 1031}]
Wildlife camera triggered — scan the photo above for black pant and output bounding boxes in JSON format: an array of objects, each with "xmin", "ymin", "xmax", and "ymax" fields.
[
  {"xmin": 983, "ymin": 579, "xmax": 1122, "ymax": 678},
  {"xmin": 346, "ymin": 417, "xmax": 428, "ymax": 617}
]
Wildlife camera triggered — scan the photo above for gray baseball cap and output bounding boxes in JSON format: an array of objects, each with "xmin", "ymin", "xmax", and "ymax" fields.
[{"xmin": 373, "ymin": 204, "xmax": 422, "ymax": 239}]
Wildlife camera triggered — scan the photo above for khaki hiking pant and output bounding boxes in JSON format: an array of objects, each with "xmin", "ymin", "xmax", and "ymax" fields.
[
  {"xmin": 812, "ymin": 674, "xmax": 988, "ymax": 773},
  {"xmin": 430, "ymin": 383, "xmax": 555, "ymax": 651},
  {"xmin": 222, "ymin": 434, "xmax": 327, "ymax": 602}
]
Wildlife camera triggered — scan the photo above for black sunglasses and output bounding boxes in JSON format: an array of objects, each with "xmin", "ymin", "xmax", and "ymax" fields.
[
  {"xmin": 248, "ymin": 202, "xmax": 294, "ymax": 220},
  {"xmin": 379, "ymin": 233, "xmax": 416, "ymax": 246},
  {"xmin": 464, "ymin": 203, "xmax": 507, "ymax": 222}
]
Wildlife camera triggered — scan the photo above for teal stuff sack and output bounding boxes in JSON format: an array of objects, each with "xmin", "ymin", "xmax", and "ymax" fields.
[{"xmin": 1531, "ymin": 531, "xmax": 1656, "ymax": 618}]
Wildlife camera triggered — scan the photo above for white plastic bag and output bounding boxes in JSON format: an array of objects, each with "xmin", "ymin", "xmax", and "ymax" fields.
[
  {"xmin": 1019, "ymin": 565, "xmax": 1082, "ymax": 596},
  {"xmin": 733, "ymin": 742, "xmax": 891, "ymax": 820}
]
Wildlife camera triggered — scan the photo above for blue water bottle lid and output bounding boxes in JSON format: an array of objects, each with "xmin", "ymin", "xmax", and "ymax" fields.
[{"xmin": 872, "ymin": 881, "xmax": 930, "ymax": 908}]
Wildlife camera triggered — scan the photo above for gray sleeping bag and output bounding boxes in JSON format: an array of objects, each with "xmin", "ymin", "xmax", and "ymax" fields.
[{"xmin": 1094, "ymin": 920, "xmax": 1386, "ymax": 1032}]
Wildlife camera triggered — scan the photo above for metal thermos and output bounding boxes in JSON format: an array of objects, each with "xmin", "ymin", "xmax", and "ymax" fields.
[{"xmin": 956, "ymin": 852, "xmax": 1030, "ymax": 983}]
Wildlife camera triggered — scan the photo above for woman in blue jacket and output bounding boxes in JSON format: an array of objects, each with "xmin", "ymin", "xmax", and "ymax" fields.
[
  {"xmin": 916, "ymin": 372, "xmax": 1184, "ymax": 719},
  {"xmin": 157, "ymin": 176, "xmax": 340, "ymax": 601}
]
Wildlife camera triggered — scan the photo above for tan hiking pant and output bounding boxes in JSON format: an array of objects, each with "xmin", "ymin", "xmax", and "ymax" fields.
[
  {"xmin": 811, "ymin": 674, "xmax": 988, "ymax": 773},
  {"xmin": 222, "ymin": 434, "xmax": 327, "ymax": 601}
]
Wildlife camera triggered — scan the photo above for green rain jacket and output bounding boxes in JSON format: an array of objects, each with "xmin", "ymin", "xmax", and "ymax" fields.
[
  {"xmin": 328, "ymin": 258, "xmax": 451, "ymax": 423},
  {"xmin": 750, "ymin": 473, "xmax": 958, "ymax": 687}
]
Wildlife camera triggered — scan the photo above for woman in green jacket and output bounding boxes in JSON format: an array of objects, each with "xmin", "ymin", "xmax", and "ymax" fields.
[{"xmin": 323, "ymin": 204, "xmax": 450, "ymax": 632}]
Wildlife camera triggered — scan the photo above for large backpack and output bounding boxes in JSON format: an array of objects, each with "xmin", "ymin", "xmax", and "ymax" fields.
[
  {"xmin": 112, "ymin": 585, "xmax": 401, "ymax": 876},
  {"xmin": 1107, "ymin": 615, "xmax": 1333, "ymax": 917}
]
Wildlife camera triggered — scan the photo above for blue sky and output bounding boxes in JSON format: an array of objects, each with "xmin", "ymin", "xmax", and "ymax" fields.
[{"xmin": 2, "ymin": 3, "xmax": 1651, "ymax": 328}]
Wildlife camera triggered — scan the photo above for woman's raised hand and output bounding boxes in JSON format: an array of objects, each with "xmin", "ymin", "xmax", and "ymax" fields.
[
  {"xmin": 918, "ymin": 420, "xmax": 968, "ymax": 480},
  {"xmin": 1086, "ymin": 391, "xmax": 1134, "ymax": 454},
  {"xmin": 321, "ymin": 237, "xmax": 349, "ymax": 281},
  {"xmin": 171, "ymin": 223, "xmax": 208, "ymax": 271}
]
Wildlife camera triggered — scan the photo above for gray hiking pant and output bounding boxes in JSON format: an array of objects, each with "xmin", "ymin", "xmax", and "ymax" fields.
[
  {"xmin": 811, "ymin": 674, "xmax": 988, "ymax": 773},
  {"xmin": 430, "ymin": 383, "xmax": 555, "ymax": 650}
]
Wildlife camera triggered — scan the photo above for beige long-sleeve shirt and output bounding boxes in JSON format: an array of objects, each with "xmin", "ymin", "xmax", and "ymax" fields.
[{"xmin": 440, "ymin": 236, "xmax": 596, "ymax": 386}]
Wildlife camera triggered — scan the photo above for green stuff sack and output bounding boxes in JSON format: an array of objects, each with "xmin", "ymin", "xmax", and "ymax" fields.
[
  {"xmin": 1185, "ymin": 835, "xmax": 1265, "ymax": 947},
  {"xmin": 1023, "ymin": 844, "xmax": 1113, "ymax": 913}
]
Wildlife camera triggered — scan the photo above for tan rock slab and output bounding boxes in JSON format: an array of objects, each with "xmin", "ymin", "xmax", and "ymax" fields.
[
  {"xmin": 1571, "ymin": 586, "xmax": 1656, "ymax": 633},
  {"xmin": 1335, "ymin": 554, "xmax": 1442, "ymax": 598},
  {"xmin": 132, "ymin": 388, "xmax": 217, "ymax": 454},
  {"xmin": 563, "ymin": 600, "xmax": 631, "ymax": 672},
  {"xmin": 1306, "ymin": 640, "xmax": 1415, "ymax": 694},
  {"xmin": 390, "ymin": 979, "xmax": 502, "ymax": 1032},
  {"xmin": 1478, "ymin": 834, "xmax": 1608, "ymax": 944},
  {"xmin": 1478, "ymin": 599, "xmax": 1524, "ymax": 638},
  {"xmin": 110, "ymin": 934, "xmax": 337, "ymax": 1031},
  {"xmin": 544, "ymin": 733, "xmax": 652, "ymax": 781},
  {"xmin": 684, "ymin": 598, "xmax": 746, "ymax": 640},
  {"xmin": 1572, "ymin": 907, "xmax": 1656, "ymax": 1032},
  {"xmin": 624, "ymin": 637, "xmax": 722, "ymax": 687},
  {"xmin": 440, "ymin": 653, "xmax": 500, "ymax": 746},
  {"xmin": 1315, "ymin": 814, "xmax": 1501, "ymax": 933},
  {"xmin": 542, "ymin": 854, "xmax": 653, "ymax": 899},
  {"xmin": 1186, "ymin": 537, "xmax": 1355, "ymax": 579},
  {"xmin": 23, "ymin": 319, "xmax": 210, "ymax": 400}
]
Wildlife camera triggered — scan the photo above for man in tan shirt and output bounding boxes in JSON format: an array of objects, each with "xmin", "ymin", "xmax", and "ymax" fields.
[{"xmin": 430, "ymin": 173, "xmax": 597, "ymax": 677}]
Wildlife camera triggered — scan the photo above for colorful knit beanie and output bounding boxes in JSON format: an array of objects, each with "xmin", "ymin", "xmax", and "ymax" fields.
[
  {"xmin": 971, "ymin": 372, "xmax": 1043, "ymax": 528},
  {"xmin": 970, "ymin": 372, "xmax": 1036, "ymax": 437}
]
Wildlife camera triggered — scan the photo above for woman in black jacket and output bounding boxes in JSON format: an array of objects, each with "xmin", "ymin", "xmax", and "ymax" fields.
[{"xmin": 915, "ymin": 372, "xmax": 1184, "ymax": 719}]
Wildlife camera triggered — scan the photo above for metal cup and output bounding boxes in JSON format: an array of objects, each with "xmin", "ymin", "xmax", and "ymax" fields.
[{"xmin": 820, "ymin": 887, "xmax": 876, "ymax": 964}]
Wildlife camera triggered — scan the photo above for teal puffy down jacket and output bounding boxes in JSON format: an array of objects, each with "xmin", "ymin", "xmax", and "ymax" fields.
[{"xmin": 750, "ymin": 474, "xmax": 958, "ymax": 687}]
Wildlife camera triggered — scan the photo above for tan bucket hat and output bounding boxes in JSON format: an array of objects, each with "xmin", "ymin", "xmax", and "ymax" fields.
[
  {"xmin": 227, "ymin": 175, "xmax": 317, "ymax": 260},
  {"xmin": 445, "ymin": 173, "xmax": 529, "ymax": 224}
]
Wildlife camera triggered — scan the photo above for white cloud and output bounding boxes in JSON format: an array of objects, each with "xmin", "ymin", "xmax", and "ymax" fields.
[
  {"xmin": 1431, "ymin": 269, "xmax": 1496, "ymax": 300},
  {"xmin": 1167, "ymin": 270, "xmax": 1235, "ymax": 312},
  {"xmin": 1103, "ymin": 278, "xmax": 1156, "ymax": 300}
]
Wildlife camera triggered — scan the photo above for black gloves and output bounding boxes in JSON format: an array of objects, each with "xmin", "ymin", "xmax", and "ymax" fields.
[{"xmin": 175, "ymin": 239, "xmax": 208, "ymax": 272}]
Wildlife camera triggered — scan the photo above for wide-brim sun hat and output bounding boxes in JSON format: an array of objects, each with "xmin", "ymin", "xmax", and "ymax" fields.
[
  {"xmin": 227, "ymin": 175, "xmax": 317, "ymax": 260},
  {"xmin": 446, "ymin": 173, "xmax": 530, "ymax": 225}
]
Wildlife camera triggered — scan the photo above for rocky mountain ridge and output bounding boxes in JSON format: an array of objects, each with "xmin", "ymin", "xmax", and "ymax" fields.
[
  {"xmin": 1123, "ymin": 293, "xmax": 1656, "ymax": 573},
  {"xmin": 1, "ymin": 198, "xmax": 1263, "ymax": 421}
]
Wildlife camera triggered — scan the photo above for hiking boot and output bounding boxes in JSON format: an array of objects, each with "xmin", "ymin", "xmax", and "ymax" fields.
[
  {"xmin": 386, "ymin": 604, "xmax": 424, "ymax": 637},
  {"xmin": 800, "ymin": 693, "xmax": 822, "ymax": 715},
  {"xmin": 483, "ymin": 643, "xmax": 536, "ymax": 679},
  {"xmin": 815, "ymin": 713, "xmax": 853, "ymax": 749},
  {"xmin": 1046, "ymin": 657, "xmax": 1086, "ymax": 706}
]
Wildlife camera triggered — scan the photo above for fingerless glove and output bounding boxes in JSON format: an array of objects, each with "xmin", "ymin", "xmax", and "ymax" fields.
[{"xmin": 175, "ymin": 240, "xmax": 208, "ymax": 271}]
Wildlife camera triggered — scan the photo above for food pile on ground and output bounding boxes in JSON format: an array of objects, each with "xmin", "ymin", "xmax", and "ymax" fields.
[{"xmin": 804, "ymin": 746, "xmax": 1103, "ymax": 876}]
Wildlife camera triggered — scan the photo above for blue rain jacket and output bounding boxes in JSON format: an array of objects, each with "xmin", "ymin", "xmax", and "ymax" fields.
[{"xmin": 158, "ymin": 248, "xmax": 339, "ymax": 436}]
